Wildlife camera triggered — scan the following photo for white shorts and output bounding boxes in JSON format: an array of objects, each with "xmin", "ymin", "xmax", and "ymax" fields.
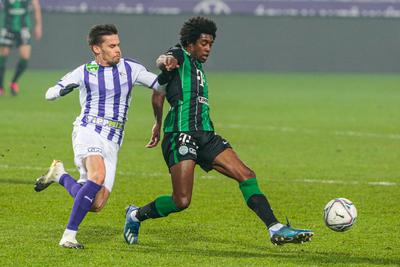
[{"xmin": 72, "ymin": 126, "xmax": 119, "ymax": 192}]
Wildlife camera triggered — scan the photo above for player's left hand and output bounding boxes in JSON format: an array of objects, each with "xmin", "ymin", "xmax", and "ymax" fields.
[
  {"xmin": 156, "ymin": 55, "xmax": 179, "ymax": 71},
  {"xmin": 146, "ymin": 123, "xmax": 161, "ymax": 148}
]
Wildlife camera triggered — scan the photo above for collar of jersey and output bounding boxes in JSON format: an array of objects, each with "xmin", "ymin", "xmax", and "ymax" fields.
[
  {"xmin": 92, "ymin": 60, "xmax": 121, "ymax": 68},
  {"xmin": 181, "ymin": 47, "xmax": 191, "ymax": 57}
]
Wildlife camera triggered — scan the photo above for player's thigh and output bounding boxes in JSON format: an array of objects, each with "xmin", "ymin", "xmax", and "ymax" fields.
[
  {"xmin": 84, "ymin": 155, "xmax": 106, "ymax": 184},
  {"xmin": 101, "ymin": 140, "xmax": 118, "ymax": 193},
  {"xmin": 212, "ymin": 148, "xmax": 255, "ymax": 182},
  {"xmin": 18, "ymin": 44, "xmax": 31, "ymax": 59},
  {"xmin": 170, "ymin": 160, "xmax": 196, "ymax": 201},
  {"xmin": 196, "ymin": 132, "xmax": 231, "ymax": 172},
  {"xmin": 72, "ymin": 126, "xmax": 106, "ymax": 185}
]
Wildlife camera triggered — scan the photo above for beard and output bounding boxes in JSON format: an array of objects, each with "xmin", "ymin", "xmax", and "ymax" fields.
[{"xmin": 108, "ymin": 56, "xmax": 120, "ymax": 66}]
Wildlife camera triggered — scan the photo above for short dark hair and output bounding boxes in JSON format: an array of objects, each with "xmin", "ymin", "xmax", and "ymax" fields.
[
  {"xmin": 180, "ymin": 16, "xmax": 217, "ymax": 47},
  {"xmin": 88, "ymin": 24, "xmax": 118, "ymax": 46}
]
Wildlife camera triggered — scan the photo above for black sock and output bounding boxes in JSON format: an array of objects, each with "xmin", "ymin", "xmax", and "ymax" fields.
[
  {"xmin": 0, "ymin": 56, "xmax": 7, "ymax": 88},
  {"xmin": 247, "ymin": 194, "xmax": 279, "ymax": 228},
  {"xmin": 12, "ymin": 58, "xmax": 28, "ymax": 83},
  {"xmin": 136, "ymin": 201, "xmax": 162, "ymax": 221}
]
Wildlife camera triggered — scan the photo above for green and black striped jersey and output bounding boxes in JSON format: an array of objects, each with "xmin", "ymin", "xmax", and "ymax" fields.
[
  {"xmin": 161, "ymin": 44, "xmax": 214, "ymax": 133},
  {"xmin": 0, "ymin": 0, "xmax": 31, "ymax": 31}
]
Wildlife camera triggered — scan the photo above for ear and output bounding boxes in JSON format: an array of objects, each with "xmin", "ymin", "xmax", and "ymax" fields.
[
  {"xmin": 91, "ymin": 45, "xmax": 101, "ymax": 55},
  {"xmin": 186, "ymin": 43, "xmax": 194, "ymax": 53}
]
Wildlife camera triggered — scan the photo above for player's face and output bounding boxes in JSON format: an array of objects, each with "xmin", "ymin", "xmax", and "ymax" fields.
[
  {"xmin": 93, "ymin": 34, "xmax": 122, "ymax": 66},
  {"xmin": 190, "ymin": 34, "xmax": 214, "ymax": 63}
]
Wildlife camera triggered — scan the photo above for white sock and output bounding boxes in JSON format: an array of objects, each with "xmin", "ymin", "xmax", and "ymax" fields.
[
  {"xmin": 62, "ymin": 229, "xmax": 77, "ymax": 242},
  {"xmin": 54, "ymin": 171, "xmax": 67, "ymax": 183},
  {"xmin": 130, "ymin": 209, "xmax": 139, "ymax": 222},
  {"xmin": 268, "ymin": 223, "xmax": 284, "ymax": 237}
]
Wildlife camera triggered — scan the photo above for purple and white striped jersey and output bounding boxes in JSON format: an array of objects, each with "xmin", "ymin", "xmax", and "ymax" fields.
[{"xmin": 45, "ymin": 58, "xmax": 165, "ymax": 146}]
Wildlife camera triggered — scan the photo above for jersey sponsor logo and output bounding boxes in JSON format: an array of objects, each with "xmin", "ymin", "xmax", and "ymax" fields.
[
  {"xmin": 197, "ymin": 96, "xmax": 209, "ymax": 105},
  {"xmin": 87, "ymin": 147, "xmax": 102, "ymax": 153},
  {"xmin": 86, "ymin": 63, "xmax": 99, "ymax": 73},
  {"xmin": 196, "ymin": 69, "xmax": 205, "ymax": 87},
  {"xmin": 179, "ymin": 133, "xmax": 192, "ymax": 144},
  {"xmin": 178, "ymin": 145, "xmax": 189, "ymax": 156}
]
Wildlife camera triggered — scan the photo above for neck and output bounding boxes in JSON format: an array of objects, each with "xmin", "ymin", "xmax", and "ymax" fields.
[{"xmin": 95, "ymin": 56, "xmax": 111, "ymax": 67}]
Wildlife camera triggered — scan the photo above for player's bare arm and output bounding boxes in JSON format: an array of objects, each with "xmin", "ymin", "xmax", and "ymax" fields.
[
  {"xmin": 32, "ymin": 0, "xmax": 43, "ymax": 40},
  {"xmin": 146, "ymin": 91, "xmax": 165, "ymax": 148}
]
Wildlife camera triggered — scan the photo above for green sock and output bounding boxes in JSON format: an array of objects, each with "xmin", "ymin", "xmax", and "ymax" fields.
[
  {"xmin": 0, "ymin": 56, "xmax": 7, "ymax": 88},
  {"xmin": 154, "ymin": 195, "xmax": 181, "ymax": 217},
  {"xmin": 12, "ymin": 58, "xmax": 28, "ymax": 83},
  {"xmin": 239, "ymin": 178, "xmax": 263, "ymax": 202}
]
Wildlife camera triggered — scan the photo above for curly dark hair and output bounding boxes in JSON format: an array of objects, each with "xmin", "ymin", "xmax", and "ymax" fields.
[
  {"xmin": 88, "ymin": 24, "xmax": 118, "ymax": 46},
  {"xmin": 180, "ymin": 16, "xmax": 217, "ymax": 47}
]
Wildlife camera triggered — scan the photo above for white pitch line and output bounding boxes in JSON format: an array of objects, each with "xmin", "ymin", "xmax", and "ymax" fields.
[
  {"xmin": 222, "ymin": 124, "xmax": 400, "ymax": 140},
  {"xmin": 1, "ymin": 164, "xmax": 397, "ymax": 187}
]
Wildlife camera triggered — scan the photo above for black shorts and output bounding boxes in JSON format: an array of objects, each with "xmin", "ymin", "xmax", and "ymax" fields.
[
  {"xmin": 0, "ymin": 28, "xmax": 31, "ymax": 47},
  {"xmin": 162, "ymin": 131, "xmax": 232, "ymax": 172}
]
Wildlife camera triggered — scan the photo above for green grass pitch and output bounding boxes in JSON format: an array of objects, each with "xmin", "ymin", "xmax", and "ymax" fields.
[{"xmin": 0, "ymin": 71, "xmax": 399, "ymax": 266}]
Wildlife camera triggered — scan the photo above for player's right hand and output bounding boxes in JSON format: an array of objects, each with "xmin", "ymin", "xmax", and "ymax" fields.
[
  {"xmin": 145, "ymin": 123, "xmax": 161, "ymax": 148},
  {"xmin": 59, "ymin": 83, "xmax": 79, "ymax": 96}
]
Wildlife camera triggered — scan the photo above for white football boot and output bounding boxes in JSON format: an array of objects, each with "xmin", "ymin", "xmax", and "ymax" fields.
[
  {"xmin": 59, "ymin": 231, "xmax": 84, "ymax": 249},
  {"xmin": 34, "ymin": 160, "xmax": 66, "ymax": 192}
]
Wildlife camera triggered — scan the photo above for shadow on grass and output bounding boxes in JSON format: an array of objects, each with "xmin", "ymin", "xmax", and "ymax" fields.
[
  {"xmin": 82, "ymin": 225, "xmax": 121, "ymax": 245},
  {"xmin": 0, "ymin": 178, "xmax": 33, "ymax": 185},
  {"xmin": 116, "ymin": 225, "xmax": 400, "ymax": 266}
]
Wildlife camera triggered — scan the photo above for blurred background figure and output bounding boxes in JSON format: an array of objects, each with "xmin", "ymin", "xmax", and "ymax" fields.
[{"xmin": 0, "ymin": 0, "xmax": 42, "ymax": 96}]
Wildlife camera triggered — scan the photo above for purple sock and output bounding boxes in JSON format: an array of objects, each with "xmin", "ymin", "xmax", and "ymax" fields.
[
  {"xmin": 66, "ymin": 180, "xmax": 101, "ymax": 231},
  {"xmin": 59, "ymin": 173, "xmax": 83, "ymax": 198}
]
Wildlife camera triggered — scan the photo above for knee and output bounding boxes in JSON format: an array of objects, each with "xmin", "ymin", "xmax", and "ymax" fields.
[
  {"xmin": 90, "ymin": 195, "xmax": 108, "ymax": 212},
  {"xmin": 246, "ymin": 169, "xmax": 256, "ymax": 178},
  {"xmin": 173, "ymin": 195, "xmax": 191, "ymax": 210},
  {"xmin": 239, "ymin": 167, "xmax": 256, "ymax": 180},
  {"xmin": 90, "ymin": 202, "xmax": 105, "ymax": 212}
]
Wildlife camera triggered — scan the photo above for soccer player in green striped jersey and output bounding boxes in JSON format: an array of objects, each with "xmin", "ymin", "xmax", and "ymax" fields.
[
  {"xmin": 124, "ymin": 16, "xmax": 313, "ymax": 246},
  {"xmin": 0, "ymin": 0, "xmax": 42, "ymax": 96}
]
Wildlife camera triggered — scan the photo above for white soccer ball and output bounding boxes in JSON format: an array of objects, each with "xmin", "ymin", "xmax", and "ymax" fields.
[{"xmin": 323, "ymin": 198, "xmax": 357, "ymax": 232}]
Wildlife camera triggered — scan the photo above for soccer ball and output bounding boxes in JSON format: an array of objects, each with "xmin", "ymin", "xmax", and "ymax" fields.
[{"xmin": 323, "ymin": 198, "xmax": 357, "ymax": 232}]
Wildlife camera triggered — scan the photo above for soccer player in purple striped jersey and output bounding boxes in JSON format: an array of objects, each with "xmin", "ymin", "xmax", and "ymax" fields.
[{"xmin": 34, "ymin": 24, "xmax": 166, "ymax": 249}]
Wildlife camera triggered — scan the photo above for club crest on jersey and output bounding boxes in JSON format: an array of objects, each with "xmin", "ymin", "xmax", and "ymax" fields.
[
  {"xmin": 178, "ymin": 145, "xmax": 189, "ymax": 156},
  {"xmin": 86, "ymin": 63, "xmax": 99, "ymax": 73}
]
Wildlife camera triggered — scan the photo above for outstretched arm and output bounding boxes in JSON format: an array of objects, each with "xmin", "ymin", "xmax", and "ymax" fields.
[
  {"xmin": 146, "ymin": 90, "xmax": 165, "ymax": 148},
  {"xmin": 45, "ymin": 83, "xmax": 79, "ymax": 100},
  {"xmin": 45, "ymin": 68, "xmax": 82, "ymax": 101},
  {"xmin": 32, "ymin": 0, "xmax": 42, "ymax": 40}
]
